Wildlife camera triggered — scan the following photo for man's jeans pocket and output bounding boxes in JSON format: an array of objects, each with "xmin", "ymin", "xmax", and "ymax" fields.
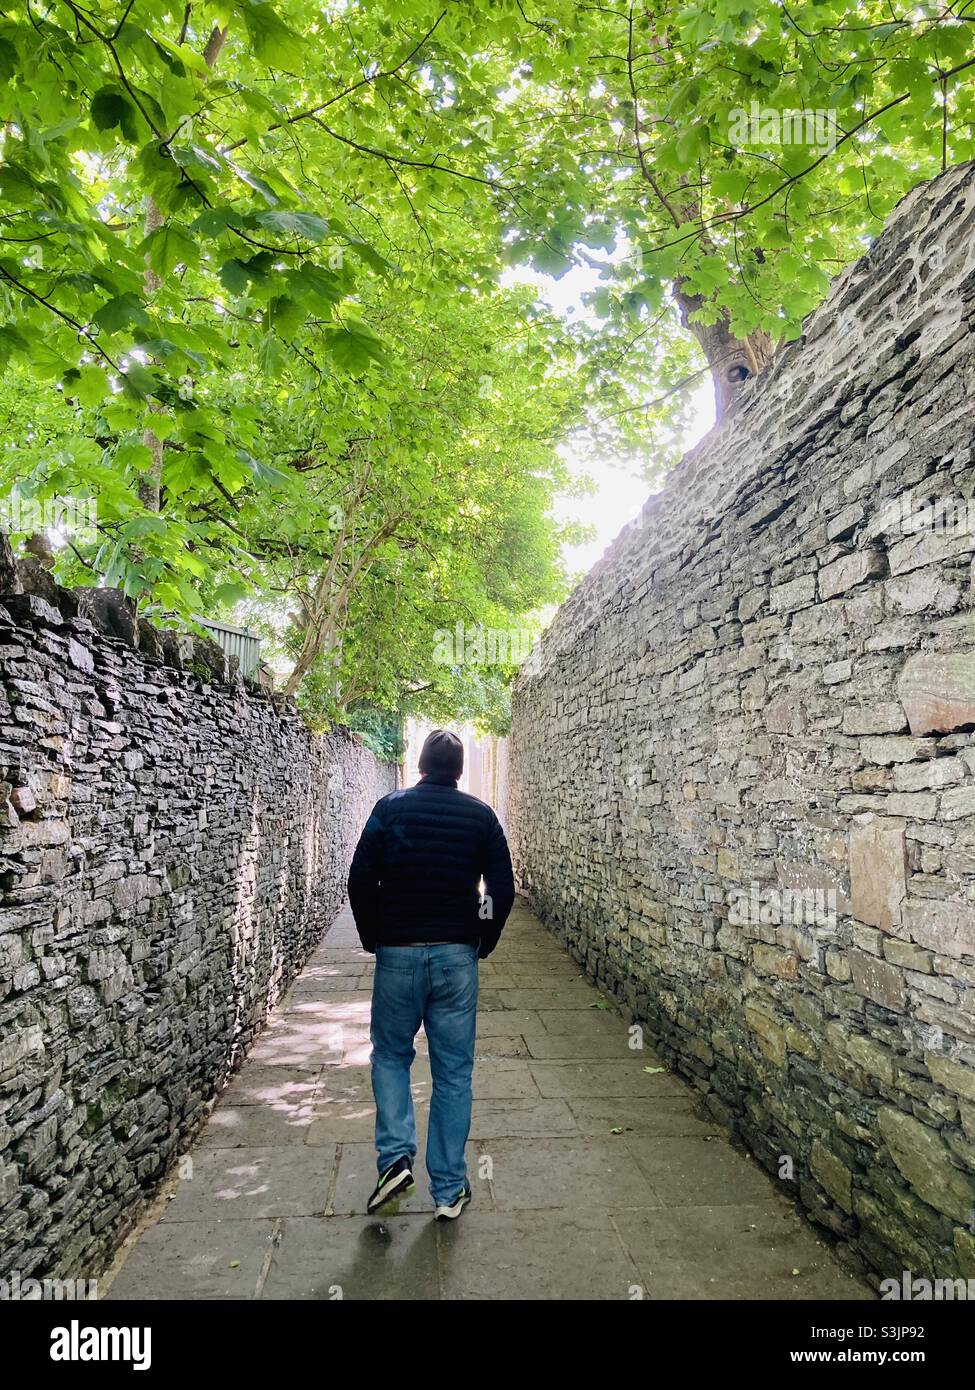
[{"xmin": 375, "ymin": 946, "xmax": 416, "ymax": 973}]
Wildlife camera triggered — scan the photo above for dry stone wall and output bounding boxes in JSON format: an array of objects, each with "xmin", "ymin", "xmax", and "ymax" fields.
[
  {"xmin": 0, "ymin": 559, "xmax": 393, "ymax": 1280},
  {"xmin": 509, "ymin": 162, "xmax": 975, "ymax": 1286}
]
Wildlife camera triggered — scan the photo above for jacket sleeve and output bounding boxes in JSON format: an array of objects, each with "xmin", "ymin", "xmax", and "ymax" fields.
[
  {"xmin": 347, "ymin": 800, "xmax": 385, "ymax": 953},
  {"xmin": 477, "ymin": 811, "xmax": 515, "ymax": 959}
]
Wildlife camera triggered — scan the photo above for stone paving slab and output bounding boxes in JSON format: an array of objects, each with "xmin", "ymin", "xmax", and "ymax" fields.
[
  {"xmin": 568, "ymin": 1097, "xmax": 722, "ymax": 1139},
  {"xmin": 623, "ymin": 1135, "xmax": 791, "ymax": 1206},
  {"xmin": 105, "ymin": 1218, "xmax": 278, "ymax": 1300},
  {"xmin": 470, "ymin": 1059, "xmax": 541, "ymax": 1099},
  {"xmin": 475, "ymin": 1008, "xmax": 544, "ymax": 1036},
  {"xmin": 529, "ymin": 1060, "xmax": 688, "ymax": 1099},
  {"xmin": 479, "ymin": 1135, "xmax": 664, "ymax": 1211},
  {"xmin": 533, "ymin": 1008, "xmax": 627, "ymax": 1034},
  {"xmin": 437, "ymin": 1210, "xmax": 641, "ymax": 1300},
  {"xmin": 104, "ymin": 901, "xmax": 872, "ymax": 1302},
  {"xmin": 216, "ymin": 1066, "xmax": 324, "ymax": 1107},
  {"xmin": 522, "ymin": 1031, "xmax": 658, "ymax": 1059},
  {"xmin": 486, "ymin": 986, "xmax": 603, "ymax": 1011},
  {"xmin": 160, "ymin": 1145, "xmax": 336, "ymax": 1222},
  {"xmin": 616, "ymin": 1204, "xmax": 875, "ymax": 1301},
  {"xmin": 262, "ymin": 1216, "xmax": 440, "ymax": 1301},
  {"xmin": 201, "ymin": 1102, "xmax": 317, "ymax": 1149},
  {"xmin": 469, "ymin": 1097, "xmax": 579, "ymax": 1140}
]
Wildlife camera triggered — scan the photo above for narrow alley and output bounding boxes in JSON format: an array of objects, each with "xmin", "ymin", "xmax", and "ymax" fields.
[{"xmin": 103, "ymin": 904, "xmax": 870, "ymax": 1302}]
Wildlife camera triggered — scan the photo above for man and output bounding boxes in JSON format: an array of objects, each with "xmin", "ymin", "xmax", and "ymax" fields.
[{"xmin": 348, "ymin": 729, "xmax": 514, "ymax": 1220}]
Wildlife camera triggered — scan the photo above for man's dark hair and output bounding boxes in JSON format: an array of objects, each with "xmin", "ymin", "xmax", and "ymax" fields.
[{"xmin": 418, "ymin": 728, "xmax": 464, "ymax": 780}]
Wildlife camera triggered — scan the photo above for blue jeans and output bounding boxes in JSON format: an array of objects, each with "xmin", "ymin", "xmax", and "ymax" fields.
[{"xmin": 370, "ymin": 943, "xmax": 479, "ymax": 1205}]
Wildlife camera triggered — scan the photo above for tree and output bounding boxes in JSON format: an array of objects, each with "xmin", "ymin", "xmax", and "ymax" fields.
[
  {"xmin": 2, "ymin": 0, "xmax": 973, "ymax": 722},
  {"xmin": 205, "ymin": 277, "xmax": 580, "ymax": 720},
  {"xmin": 493, "ymin": 0, "xmax": 975, "ymax": 417}
]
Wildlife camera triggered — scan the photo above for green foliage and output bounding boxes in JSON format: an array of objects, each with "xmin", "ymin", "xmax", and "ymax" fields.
[
  {"xmin": 1, "ymin": 0, "xmax": 971, "ymax": 723},
  {"xmin": 492, "ymin": 1, "xmax": 975, "ymax": 375},
  {"xmin": 343, "ymin": 705, "xmax": 404, "ymax": 764}
]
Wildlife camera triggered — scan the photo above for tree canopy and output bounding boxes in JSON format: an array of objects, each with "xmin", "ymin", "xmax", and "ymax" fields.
[{"xmin": 1, "ymin": 0, "xmax": 972, "ymax": 728}]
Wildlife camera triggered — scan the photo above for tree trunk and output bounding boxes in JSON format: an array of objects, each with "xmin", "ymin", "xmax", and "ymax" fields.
[{"xmin": 676, "ymin": 287, "xmax": 775, "ymax": 421}]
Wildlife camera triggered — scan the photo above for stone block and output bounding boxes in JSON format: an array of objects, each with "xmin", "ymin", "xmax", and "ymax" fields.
[
  {"xmin": 925, "ymin": 1052, "xmax": 975, "ymax": 1104},
  {"xmin": 941, "ymin": 787, "xmax": 975, "ymax": 821},
  {"xmin": 744, "ymin": 1002, "xmax": 788, "ymax": 1066},
  {"xmin": 752, "ymin": 943, "xmax": 799, "ymax": 979},
  {"xmin": 0, "ymin": 530, "xmax": 21, "ymax": 595},
  {"xmin": 898, "ymin": 653, "xmax": 975, "ymax": 736},
  {"xmin": 842, "ymin": 703, "xmax": 908, "ymax": 735},
  {"xmin": 848, "ymin": 949, "xmax": 907, "ymax": 1010},
  {"xmin": 893, "ymin": 758, "xmax": 964, "ymax": 792},
  {"xmin": 849, "ymin": 822, "xmax": 906, "ymax": 930},
  {"xmin": 860, "ymin": 736, "xmax": 930, "ymax": 765},
  {"xmin": 878, "ymin": 1107, "xmax": 975, "ymax": 1222},
  {"xmin": 770, "ymin": 574, "xmax": 816, "ymax": 614},
  {"xmin": 819, "ymin": 549, "xmax": 887, "ymax": 600},
  {"xmin": 810, "ymin": 1138, "xmax": 853, "ymax": 1213},
  {"xmin": 73, "ymin": 587, "xmax": 139, "ymax": 646},
  {"xmin": 883, "ymin": 938, "xmax": 932, "ymax": 972},
  {"xmin": 903, "ymin": 899, "xmax": 975, "ymax": 961},
  {"xmin": 846, "ymin": 1032, "xmax": 895, "ymax": 1084}
]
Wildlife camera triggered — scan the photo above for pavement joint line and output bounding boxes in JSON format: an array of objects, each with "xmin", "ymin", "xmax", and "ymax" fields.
[
  {"xmin": 254, "ymin": 1219, "xmax": 284, "ymax": 1299},
  {"xmin": 321, "ymin": 1142, "xmax": 342, "ymax": 1217}
]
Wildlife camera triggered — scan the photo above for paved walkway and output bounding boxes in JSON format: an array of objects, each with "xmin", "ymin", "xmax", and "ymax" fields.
[{"xmin": 104, "ymin": 900, "xmax": 871, "ymax": 1301}]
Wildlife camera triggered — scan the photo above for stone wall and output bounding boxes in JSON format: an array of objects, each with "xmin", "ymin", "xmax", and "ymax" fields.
[
  {"xmin": 509, "ymin": 162, "xmax": 975, "ymax": 1285},
  {"xmin": 0, "ymin": 558, "xmax": 394, "ymax": 1280}
]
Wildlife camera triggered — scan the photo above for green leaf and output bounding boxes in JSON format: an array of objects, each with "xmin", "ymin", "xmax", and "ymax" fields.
[
  {"xmin": 94, "ymin": 294, "xmax": 150, "ymax": 334},
  {"xmin": 29, "ymin": 338, "xmax": 70, "ymax": 379},
  {"xmin": 251, "ymin": 210, "xmax": 330, "ymax": 241},
  {"xmin": 213, "ymin": 579, "xmax": 251, "ymax": 606},
  {"xmin": 121, "ymin": 363, "xmax": 158, "ymax": 400},
  {"xmin": 266, "ymin": 295, "xmax": 304, "ymax": 336},
  {"xmin": 143, "ymin": 223, "xmax": 198, "ymax": 277},
  {"xmin": 323, "ymin": 317, "xmax": 386, "ymax": 371},
  {"xmin": 0, "ymin": 324, "xmax": 30, "ymax": 368},
  {"xmin": 256, "ymin": 332, "xmax": 286, "ymax": 376},
  {"xmin": 240, "ymin": 1, "xmax": 305, "ymax": 67},
  {"xmin": 122, "ymin": 515, "xmax": 169, "ymax": 540},
  {"xmin": 74, "ymin": 365, "xmax": 110, "ymax": 407},
  {"xmin": 218, "ymin": 258, "xmax": 251, "ymax": 296},
  {"xmin": 287, "ymin": 262, "xmax": 343, "ymax": 309},
  {"xmin": 91, "ymin": 87, "xmax": 139, "ymax": 142},
  {"xmin": 345, "ymin": 239, "xmax": 396, "ymax": 276},
  {"xmin": 532, "ymin": 241, "xmax": 573, "ymax": 277},
  {"xmin": 0, "ymin": 36, "xmax": 17, "ymax": 83}
]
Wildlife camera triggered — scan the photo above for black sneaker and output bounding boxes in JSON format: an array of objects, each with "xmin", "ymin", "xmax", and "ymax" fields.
[
  {"xmin": 367, "ymin": 1157, "xmax": 415, "ymax": 1215},
  {"xmin": 434, "ymin": 1185, "xmax": 472, "ymax": 1221}
]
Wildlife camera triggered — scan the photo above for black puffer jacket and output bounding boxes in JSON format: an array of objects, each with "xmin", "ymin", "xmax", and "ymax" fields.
[{"xmin": 347, "ymin": 773, "xmax": 515, "ymax": 957}]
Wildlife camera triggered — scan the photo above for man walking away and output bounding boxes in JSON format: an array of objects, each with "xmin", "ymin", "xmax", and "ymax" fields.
[{"xmin": 347, "ymin": 729, "xmax": 514, "ymax": 1220}]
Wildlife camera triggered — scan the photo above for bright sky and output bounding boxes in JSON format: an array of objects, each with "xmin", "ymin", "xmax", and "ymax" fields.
[{"xmin": 505, "ymin": 262, "xmax": 716, "ymax": 579}]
